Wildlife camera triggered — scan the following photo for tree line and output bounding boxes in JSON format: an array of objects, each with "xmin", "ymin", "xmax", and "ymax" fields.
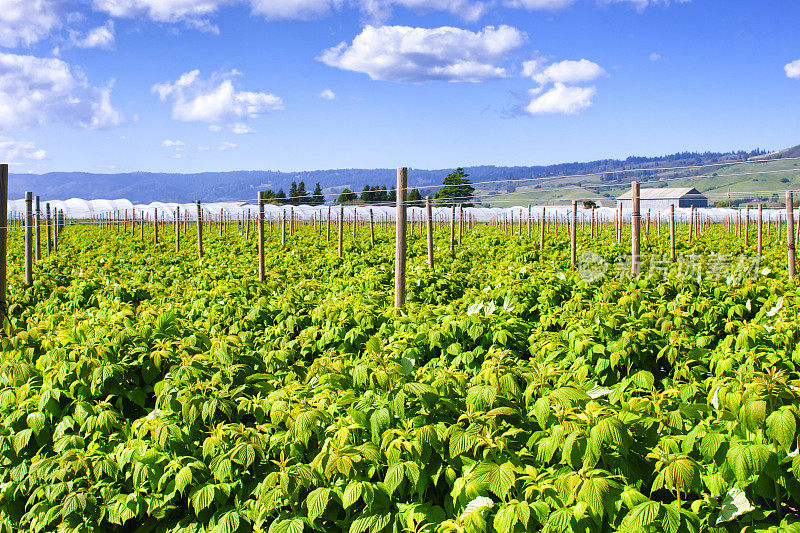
[{"xmin": 259, "ymin": 168, "xmax": 476, "ymax": 207}]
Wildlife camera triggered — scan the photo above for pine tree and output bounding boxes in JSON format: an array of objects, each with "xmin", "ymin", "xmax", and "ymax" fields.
[
  {"xmin": 296, "ymin": 181, "xmax": 308, "ymax": 204},
  {"xmin": 311, "ymin": 182, "xmax": 324, "ymax": 205},
  {"xmin": 388, "ymin": 186, "xmax": 396, "ymax": 205},
  {"xmin": 361, "ymin": 185, "xmax": 373, "ymax": 203},
  {"xmin": 288, "ymin": 181, "xmax": 298, "ymax": 205},
  {"xmin": 336, "ymin": 188, "xmax": 357, "ymax": 204},
  {"xmin": 275, "ymin": 189, "xmax": 287, "ymax": 204},
  {"xmin": 434, "ymin": 168, "xmax": 474, "ymax": 207},
  {"xmin": 407, "ymin": 188, "xmax": 423, "ymax": 206}
]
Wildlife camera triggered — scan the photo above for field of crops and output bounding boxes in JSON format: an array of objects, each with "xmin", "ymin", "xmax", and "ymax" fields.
[{"xmin": 2, "ymin": 220, "xmax": 800, "ymax": 532}]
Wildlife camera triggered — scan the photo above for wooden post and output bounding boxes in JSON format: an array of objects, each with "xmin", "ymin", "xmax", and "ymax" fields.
[
  {"xmin": 34, "ymin": 196, "xmax": 41, "ymax": 261},
  {"xmin": 338, "ymin": 205, "xmax": 344, "ymax": 258},
  {"xmin": 787, "ymin": 191, "xmax": 796, "ymax": 279},
  {"xmin": 458, "ymin": 205, "xmax": 463, "ymax": 245},
  {"xmin": 645, "ymin": 208, "xmax": 650, "ymax": 238},
  {"xmin": 449, "ymin": 205, "xmax": 455, "ymax": 257},
  {"xmin": 570, "ymin": 200, "xmax": 577, "ymax": 268},
  {"xmin": 25, "ymin": 192, "xmax": 33, "ymax": 285},
  {"xmin": 258, "ymin": 192, "xmax": 266, "ymax": 281},
  {"xmin": 353, "ymin": 208, "xmax": 357, "ymax": 240},
  {"xmin": 154, "ymin": 208, "xmax": 159, "ymax": 244},
  {"xmin": 540, "ymin": 207, "xmax": 546, "ymax": 250},
  {"xmin": 369, "ymin": 208, "xmax": 375, "ymax": 248},
  {"xmin": 758, "ymin": 204, "xmax": 763, "ymax": 256},
  {"xmin": 0, "ymin": 165, "xmax": 6, "ymax": 318},
  {"xmin": 395, "ymin": 167, "xmax": 407, "ymax": 309},
  {"xmin": 631, "ymin": 182, "xmax": 640, "ymax": 276},
  {"xmin": 175, "ymin": 206, "xmax": 181, "ymax": 252},
  {"xmin": 45, "ymin": 203, "xmax": 52, "ymax": 255},
  {"xmin": 688, "ymin": 207, "xmax": 694, "ymax": 244},
  {"xmin": 140, "ymin": 211, "xmax": 144, "ymax": 241},
  {"xmin": 670, "ymin": 204, "xmax": 676, "ymax": 262},
  {"xmin": 745, "ymin": 206, "xmax": 749, "ymax": 247},
  {"xmin": 196, "ymin": 201, "xmax": 203, "ymax": 259},
  {"xmin": 426, "ymin": 196, "xmax": 434, "ymax": 269},
  {"xmin": 327, "ymin": 206, "xmax": 331, "ymax": 242},
  {"xmin": 617, "ymin": 202, "xmax": 622, "ymax": 244},
  {"xmin": 281, "ymin": 209, "xmax": 286, "ymax": 247},
  {"xmin": 527, "ymin": 205, "xmax": 532, "ymax": 240}
]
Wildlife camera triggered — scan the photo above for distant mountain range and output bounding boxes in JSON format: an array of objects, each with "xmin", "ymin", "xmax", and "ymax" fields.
[{"xmin": 9, "ymin": 147, "xmax": 782, "ymax": 203}]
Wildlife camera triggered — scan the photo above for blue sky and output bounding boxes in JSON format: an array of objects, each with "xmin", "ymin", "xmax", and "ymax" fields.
[{"xmin": 1, "ymin": 0, "xmax": 799, "ymax": 174}]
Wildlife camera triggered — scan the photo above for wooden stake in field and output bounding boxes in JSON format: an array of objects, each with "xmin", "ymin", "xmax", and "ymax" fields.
[
  {"xmin": 0, "ymin": 165, "xmax": 7, "ymax": 318},
  {"xmin": 540, "ymin": 207, "xmax": 545, "ymax": 251},
  {"xmin": 745, "ymin": 206, "xmax": 749, "ymax": 247},
  {"xmin": 34, "ymin": 196, "xmax": 41, "ymax": 261},
  {"xmin": 757, "ymin": 203, "xmax": 763, "ymax": 256},
  {"xmin": 196, "ymin": 201, "xmax": 203, "ymax": 259},
  {"xmin": 327, "ymin": 206, "xmax": 331, "ymax": 242},
  {"xmin": 617, "ymin": 202, "xmax": 622, "ymax": 244},
  {"xmin": 449, "ymin": 205, "xmax": 456, "ymax": 257},
  {"xmin": 175, "ymin": 206, "xmax": 181, "ymax": 252},
  {"xmin": 154, "ymin": 208, "xmax": 159, "ymax": 244},
  {"xmin": 688, "ymin": 207, "xmax": 694, "ymax": 244},
  {"xmin": 282, "ymin": 209, "xmax": 287, "ymax": 247},
  {"xmin": 338, "ymin": 205, "xmax": 344, "ymax": 258},
  {"xmin": 570, "ymin": 200, "xmax": 577, "ymax": 268},
  {"xmin": 369, "ymin": 208, "xmax": 375, "ymax": 248},
  {"xmin": 670, "ymin": 204, "xmax": 676, "ymax": 262},
  {"xmin": 631, "ymin": 182, "xmax": 640, "ymax": 276},
  {"xmin": 527, "ymin": 205, "xmax": 532, "ymax": 240},
  {"xmin": 25, "ymin": 192, "xmax": 34, "ymax": 285},
  {"xmin": 395, "ymin": 167, "xmax": 407, "ymax": 310},
  {"xmin": 45, "ymin": 203, "xmax": 52, "ymax": 255},
  {"xmin": 787, "ymin": 191, "xmax": 796, "ymax": 279},
  {"xmin": 426, "ymin": 196, "xmax": 434, "ymax": 269},
  {"xmin": 258, "ymin": 192, "xmax": 266, "ymax": 281}
]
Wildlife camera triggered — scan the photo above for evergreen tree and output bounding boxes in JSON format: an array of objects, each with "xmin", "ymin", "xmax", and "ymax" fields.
[
  {"xmin": 434, "ymin": 168, "xmax": 474, "ymax": 206},
  {"xmin": 377, "ymin": 185, "xmax": 388, "ymax": 203},
  {"xmin": 274, "ymin": 189, "xmax": 287, "ymax": 204},
  {"xmin": 388, "ymin": 186, "xmax": 396, "ymax": 205},
  {"xmin": 361, "ymin": 185, "xmax": 373, "ymax": 203},
  {"xmin": 311, "ymin": 182, "xmax": 325, "ymax": 205},
  {"xmin": 288, "ymin": 181, "xmax": 298, "ymax": 205},
  {"xmin": 407, "ymin": 188, "xmax": 423, "ymax": 206},
  {"xmin": 296, "ymin": 181, "xmax": 308, "ymax": 204},
  {"xmin": 336, "ymin": 188, "xmax": 357, "ymax": 204}
]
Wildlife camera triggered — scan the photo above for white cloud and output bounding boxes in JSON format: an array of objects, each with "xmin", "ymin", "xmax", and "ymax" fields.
[
  {"xmin": 152, "ymin": 69, "xmax": 283, "ymax": 123},
  {"xmin": 360, "ymin": 0, "xmax": 490, "ymax": 22},
  {"xmin": 785, "ymin": 59, "xmax": 800, "ymax": 79},
  {"xmin": 163, "ymin": 139, "xmax": 185, "ymax": 147},
  {"xmin": 218, "ymin": 141, "xmax": 237, "ymax": 151},
  {"xmin": 0, "ymin": 137, "xmax": 46, "ymax": 163},
  {"xmin": 525, "ymin": 83, "xmax": 596, "ymax": 115},
  {"xmin": 649, "ymin": 52, "xmax": 663, "ymax": 61},
  {"xmin": 72, "ymin": 20, "xmax": 115, "ymax": 49},
  {"xmin": 523, "ymin": 58, "xmax": 607, "ymax": 84},
  {"xmin": 171, "ymin": 152, "xmax": 183, "ymax": 159},
  {"xmin": 319, "ymin": 25, "xmax": 526, "ymax": 83},
  {"xmin": 249, "ymin": 0, "xmax": 340, "ymax": 19},
  {"xmin": 197, "ymin": 145, "xmax": 211, "ymax": 151},
  {"xmin": 0, "ymin": 0, "xmax": 60, "ymax": 47},
  {"xmin": 0, "ymin": 52, "xmax": 124, "ymax": 131},
  {"xmin": 598, "ymin": 0, "xmax": 690, "ymax": 10},
  {"xmin": 504, "ymin": 0, "xmax": 575, "ymax": 10},
  {"xmin": 231, "ymin": 122, "xmax": 255, "ymax": 134},
  {"xmin": 208, "ymin": 124, "xmax": 222, "ymax": 131},
  {"xmin": 92, "ymin": 0, "xmax": 228, "ymax": 30},
  {"xmin": 318, "ymin": 89, "xmax": 336, "ymax": 100}
]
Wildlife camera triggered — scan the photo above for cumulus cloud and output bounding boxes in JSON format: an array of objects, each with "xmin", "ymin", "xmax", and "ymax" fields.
[
  {"xmin": 360, "ymin": 0, "xmax": 490, "ymax": 22},
  {"xmin": 218, "ymin": 141, "xmax": 237, "ymax": 151},
  {"xmin": 523, "ymin": 58, "xmax": 607, "ymax": 84},
  {"xmin": 208, "ymin": 124, "xmax": 222, "ymax": 131},
  {"xmin": 91, "ymin": 0, "xmax": 227, "ymax": 30},
  {"xmin": 504, "ymin": 0, "xmax": 575, "ymax": 10},
  {"xmin": 0, "ymin": 0, "xmax": 60, "ymax": 47},
  {"xmin": 249, "ymin": 0, "xmax": 341, "ymax": 19},
  {"xmin": 598, "ymin": 0, "xmax": 690, "ymax": 10},
  {"xmin": 152, "ymin": 69, "xmax": 283, "ymax": 123},
  {"xmin": 318, "ymin": 89, "xmax": 336, "ymax": 100},
  {"xmin": 0, "ymin": 52, "xmax": 124, "ymax": 131},
  {"xmin": 231, "ymin": 122, "xmax": 255, "ymax": 133},
  {"xmin": 0, "ymin": 137, "xmax": 47, "ymax": 163},
  {"xmin": 525, "ymin": 83, "xmax": 596, "ymax": 115},
  {"xmin": 72, "ymin": 20, "xmax": 115, "ymax": 49},
  {"xmin": 163, "ymin": 139, "xmax": 184, "ymax": 147},
  {"xmin": 785, "ymin": 59, "xmax": 800, "ymax": 79},
  {"xmin": 649, "ymin": 52, "xmax": 663, "ymax": 61},
  {"xmin": 319, "ymin": 25, "xmax": 526, "ymax": 83}
]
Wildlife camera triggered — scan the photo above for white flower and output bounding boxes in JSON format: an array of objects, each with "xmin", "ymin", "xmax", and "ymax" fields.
[{"xmin": 461, "ymin": 496, "xmax": 494, "ymax": 519}]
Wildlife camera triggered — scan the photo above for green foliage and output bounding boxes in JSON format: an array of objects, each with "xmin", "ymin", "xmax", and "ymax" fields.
[
  {"xmin": 1, "ymin": 219, "xmax": 800, "ymax": 532},
  {"xmin": 434, "ymin": 168, "xmax": 474, "ymax": 206}
]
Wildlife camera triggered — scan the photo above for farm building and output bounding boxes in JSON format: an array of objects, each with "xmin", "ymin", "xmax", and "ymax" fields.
[{"xmin": 616, "ymin": 187, "xmax": 708, "ymax": 210}]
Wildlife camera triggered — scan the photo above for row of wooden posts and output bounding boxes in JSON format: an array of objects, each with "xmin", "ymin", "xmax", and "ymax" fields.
[{"xmin": 6, "ymin": 166, "xmax": 800, "ymax": 314}]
